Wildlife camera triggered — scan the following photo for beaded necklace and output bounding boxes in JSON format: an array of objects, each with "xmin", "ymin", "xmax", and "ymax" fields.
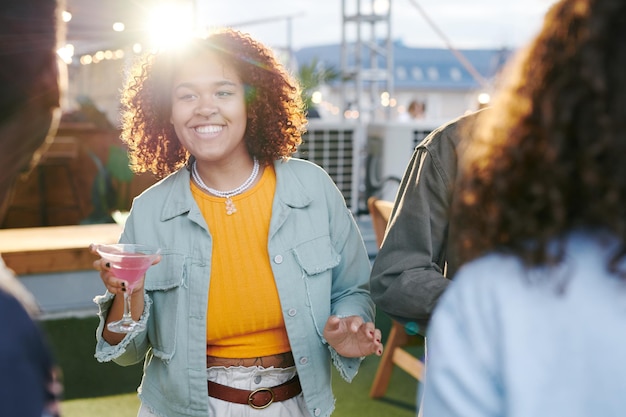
[{"xmin": 191, "ymin": 158, "xmax": 260, "ymax": 215}]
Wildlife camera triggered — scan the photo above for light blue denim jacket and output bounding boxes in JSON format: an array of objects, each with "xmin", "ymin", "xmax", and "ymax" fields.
[{"xmin": 94, "ymin": 158, "xmax": 374, "ymax": 417}]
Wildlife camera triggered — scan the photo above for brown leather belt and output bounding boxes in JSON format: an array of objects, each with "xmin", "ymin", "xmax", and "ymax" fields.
[{"xmin": 208, "ymin": 375, "xmax": 302, "ymax": 409}]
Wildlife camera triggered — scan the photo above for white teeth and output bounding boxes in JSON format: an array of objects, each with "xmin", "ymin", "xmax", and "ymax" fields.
[{"xmin": 195, "ymin": 125, "xmax": 222, "ymax": 134}]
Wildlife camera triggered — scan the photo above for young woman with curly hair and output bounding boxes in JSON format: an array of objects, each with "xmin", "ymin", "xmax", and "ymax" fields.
[
  {"xmin": 421, "ymin": 0, "xmax": 626, "ymax": 415},
  {"xmin": 91, "ymin": 29, "xmax": 382, "ymax": 417}
]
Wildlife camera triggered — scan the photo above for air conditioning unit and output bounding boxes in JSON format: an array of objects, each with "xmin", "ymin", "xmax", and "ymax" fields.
[
  {"xmin": 296, "ymin": 121, "xmax": 364, "ymax": 213},
  {"xmin": 365, "ymin": 122, "xmax": 437, "ymax": 202}
]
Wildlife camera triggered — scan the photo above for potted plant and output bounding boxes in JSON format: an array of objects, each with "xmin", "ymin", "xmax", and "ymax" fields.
[{"xmin": 81, "ymin": 144, "xmax": 133, "ymax": 225}]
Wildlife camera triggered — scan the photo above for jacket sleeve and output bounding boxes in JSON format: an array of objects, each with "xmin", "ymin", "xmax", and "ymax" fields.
[
  {"xmin": 325, "ymin": 214, "xmax": 374, "ymax": 381},
  {"xmin": 370, "ymin": 125, "xmax": 460, "ymax": 332},
  {"xmin": 328, "ymin": 183, "xmax": 376, "ymax": 382},
  {"xmin": 94, "ymin": 208, "xmax": 151, "ymax": 365}
]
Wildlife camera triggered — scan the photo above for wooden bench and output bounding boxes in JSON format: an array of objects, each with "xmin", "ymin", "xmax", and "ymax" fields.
[{"xmin": 0, "ymin": 224, "xmax": 122, "ymax": 275}]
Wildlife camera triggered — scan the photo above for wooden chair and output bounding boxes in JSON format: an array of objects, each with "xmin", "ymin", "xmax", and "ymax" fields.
[{"xmin": 368, "ymin": 196, "xmax": 425, "ymax": 399}]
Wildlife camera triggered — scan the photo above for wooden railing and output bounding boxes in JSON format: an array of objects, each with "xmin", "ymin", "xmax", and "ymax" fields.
[{"xmin": 0, "ymin": 224, "xmax": 122, "ymax": 275}]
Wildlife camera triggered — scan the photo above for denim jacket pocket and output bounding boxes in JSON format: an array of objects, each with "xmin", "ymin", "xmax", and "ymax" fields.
[
  {"xmin": 293, "ymin": 235, "xmax": 341, "ymax": 275},
  {"xmin": 292, "ymin": 236, "xmax": 341, "ymax": 331},
  {"xmin": 144, "ymin": 252, "xmax": 186, "ymax": 361}
]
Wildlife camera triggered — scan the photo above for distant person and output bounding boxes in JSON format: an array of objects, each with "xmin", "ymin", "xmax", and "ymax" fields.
[
  {"xmin": 91, "ymin": 29, "xmax": 382, "ymax": 417},
  {"xmin": 422, "ymin": 0, "xmax": 626, "ymax": 416},
  {"xmin": 307, "ymin": 106, "xmax": 321, "ymax": 119},
  {"xmin": 0, "ymin": 0, "xmax": 64, "ymax": 416},
  {"xmin": 398, "ymin": 99, "xmax": 425, "ymax": 121}
]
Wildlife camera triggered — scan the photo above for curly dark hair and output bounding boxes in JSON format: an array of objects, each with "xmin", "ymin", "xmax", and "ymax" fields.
[
  {"xmin": 120, "ymin": 28, "xmax": 307, "ymax": 178},
  {"xmin": 454, "ymin": 0, "xmax": 626, "ymax": 273}
]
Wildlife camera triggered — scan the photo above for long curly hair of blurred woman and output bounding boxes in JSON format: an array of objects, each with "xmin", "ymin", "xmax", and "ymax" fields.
[
  {"xmin": 454, "ymin": 0, "xmax": 626, "ymax": 275},
  {"xmin": 120, "ymin": 29, "xmax": 307, "ymax": 179}
]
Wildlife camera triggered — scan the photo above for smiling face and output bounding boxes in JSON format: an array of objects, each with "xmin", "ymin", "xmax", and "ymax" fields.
[{"xmin": 169, "ymin": 50, "xmax": 248, "ymax": 166}]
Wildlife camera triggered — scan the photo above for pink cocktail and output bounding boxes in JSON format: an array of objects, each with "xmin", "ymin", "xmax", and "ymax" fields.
[
  {"xmin": 109, "ymin": 254, "xmax": 155, "ymax": 290},
  {"xmin": 96, "ymin": 244, "xmax": 161, "ymax": 333}
]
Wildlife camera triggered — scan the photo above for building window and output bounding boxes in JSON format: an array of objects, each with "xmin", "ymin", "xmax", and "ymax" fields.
[
  {"xmin": 427, "ymin": 66, "xmax": 439, "ymax": 80},
  {"xmin": 450, "ymin": 67, "xmax": 462, "ymax": 81},
  {"xmin": 396, "ymin": 66, "xmax": 407, "ymax": 80},
  {"xmin": 411, "ymin": 66, "xmax": 423, "ymax": 80}
]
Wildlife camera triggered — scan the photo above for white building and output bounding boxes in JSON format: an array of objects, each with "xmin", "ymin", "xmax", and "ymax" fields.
[{"xmin": 294, "ymin": 40, "xmax": 512, "ymax": 123}]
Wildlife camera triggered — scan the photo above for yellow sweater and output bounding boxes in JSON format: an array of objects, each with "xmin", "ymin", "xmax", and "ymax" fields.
[{"xmin": 191, "ymin": 165, "xmax": 291, "ymax": 358}]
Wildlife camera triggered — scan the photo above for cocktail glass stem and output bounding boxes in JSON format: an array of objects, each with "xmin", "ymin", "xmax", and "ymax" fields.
[
  {"xmin": 121, "ymin": 291, "xmax": 134, "ymax": 326},
  {"xmin": 107, "ymin": 288, "xmax": 144, "ymax": 333}
]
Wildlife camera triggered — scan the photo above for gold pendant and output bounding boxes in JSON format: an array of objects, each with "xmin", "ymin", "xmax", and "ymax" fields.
[{"xmin": 225, "ymin": 197, "xmax": 237, "ymax": 215}]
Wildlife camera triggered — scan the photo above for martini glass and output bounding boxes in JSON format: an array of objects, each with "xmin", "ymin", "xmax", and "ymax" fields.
[{"xmin": 96, "ymin": 243, "xmax": 161, "ymax": 333}]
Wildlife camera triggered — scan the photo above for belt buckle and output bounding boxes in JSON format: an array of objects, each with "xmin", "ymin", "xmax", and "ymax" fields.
[{"xmin": 248, "ymin": 387, "xmax": 275, "ymax": 409}]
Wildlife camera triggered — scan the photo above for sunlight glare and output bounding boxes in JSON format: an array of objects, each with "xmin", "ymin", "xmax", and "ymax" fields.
[
  {"xmin": 312, "ymin": 91, "xmax": 323, "ymax": 104},
  {"xmin": 373, "ymin": 0, "xmax": 390, "ymax": 15},
  {"xmin": 146, "ymin": 2, "xmax": 194, "ymax": 49},
  {"xmin": 477, "ymin": 92, "xmax": 491, "ymax": 105},
  {"xmin": 57, "ymin": 44, "xmax": 74, "ymax": 64}
]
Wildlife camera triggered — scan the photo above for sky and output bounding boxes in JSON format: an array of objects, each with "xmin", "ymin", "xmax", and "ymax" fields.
[{"xmin": 196, "ymin": 0, "xmax": 560, "ymax": 52}]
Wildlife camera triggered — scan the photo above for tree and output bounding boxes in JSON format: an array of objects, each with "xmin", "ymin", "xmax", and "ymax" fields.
[{"xmin": 296, "ymin": 58, "xmax": 340, "ymax": 118}]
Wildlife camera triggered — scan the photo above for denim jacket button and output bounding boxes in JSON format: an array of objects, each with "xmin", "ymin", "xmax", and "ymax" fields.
[
  {"xmin": 273, "ymin": 254, "xmax": 283, "ymax": 264},
  {"xmin": 288, "ymin": 308, "xmax": 297, "ymax": 317},
  {"xmin": 299, "ymin": 357, "xmax": 308, "ymax": 365},
  {"xmin": 314, "ymin": 408, "xmax": 321, "ymax": 416}
]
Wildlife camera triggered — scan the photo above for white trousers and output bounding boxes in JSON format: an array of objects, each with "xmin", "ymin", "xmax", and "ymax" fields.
[{"xmin": 138, "ymin": 366, "xmax": 311, "ymax": 417}]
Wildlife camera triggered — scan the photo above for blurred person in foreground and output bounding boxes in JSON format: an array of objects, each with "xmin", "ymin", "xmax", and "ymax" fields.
[
  {"xmin": 0, "ymin": 0, "xmax": 64, "ymax": 416},
  {"xmin": 422, "ymin": 0, "xmax": 626, "ymax": 415},
  {"xmin": 91, "ymin": 29, "xmax": 382, "ymax": 417}
]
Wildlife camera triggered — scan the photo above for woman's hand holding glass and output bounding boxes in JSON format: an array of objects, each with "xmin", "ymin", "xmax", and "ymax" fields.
[
  {"xmin": 90, "ymin": 244, "xmax": 161, "ymax": 341},
  {"xmin": 92, "ymin": 256, "xmax": 132, "ymax": 296}
]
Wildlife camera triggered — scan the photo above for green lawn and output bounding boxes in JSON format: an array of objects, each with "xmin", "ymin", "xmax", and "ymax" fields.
[
  {"xmin": 42, "ymin": 314, "xmax": 421, "ymax": 417},
  {"xmin": 40, "ymin": 317, "xmax": 143, "ymax": 400}
]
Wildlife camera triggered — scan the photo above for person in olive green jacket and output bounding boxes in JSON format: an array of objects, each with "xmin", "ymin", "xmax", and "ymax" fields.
[{"xmin": 369, "ymin": 109, "xmax": 483, "ymax": 334}]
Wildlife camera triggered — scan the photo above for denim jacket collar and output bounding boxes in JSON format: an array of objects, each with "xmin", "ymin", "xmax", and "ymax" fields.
[{"xmin": 158, "ymin": 159, "xmax": 313, "ymax": 223}]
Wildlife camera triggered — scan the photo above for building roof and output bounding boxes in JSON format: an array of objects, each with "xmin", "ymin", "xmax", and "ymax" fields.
[{"xmin": 294, "ymin": 40, "xmax": 513, "ymax": 91}]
